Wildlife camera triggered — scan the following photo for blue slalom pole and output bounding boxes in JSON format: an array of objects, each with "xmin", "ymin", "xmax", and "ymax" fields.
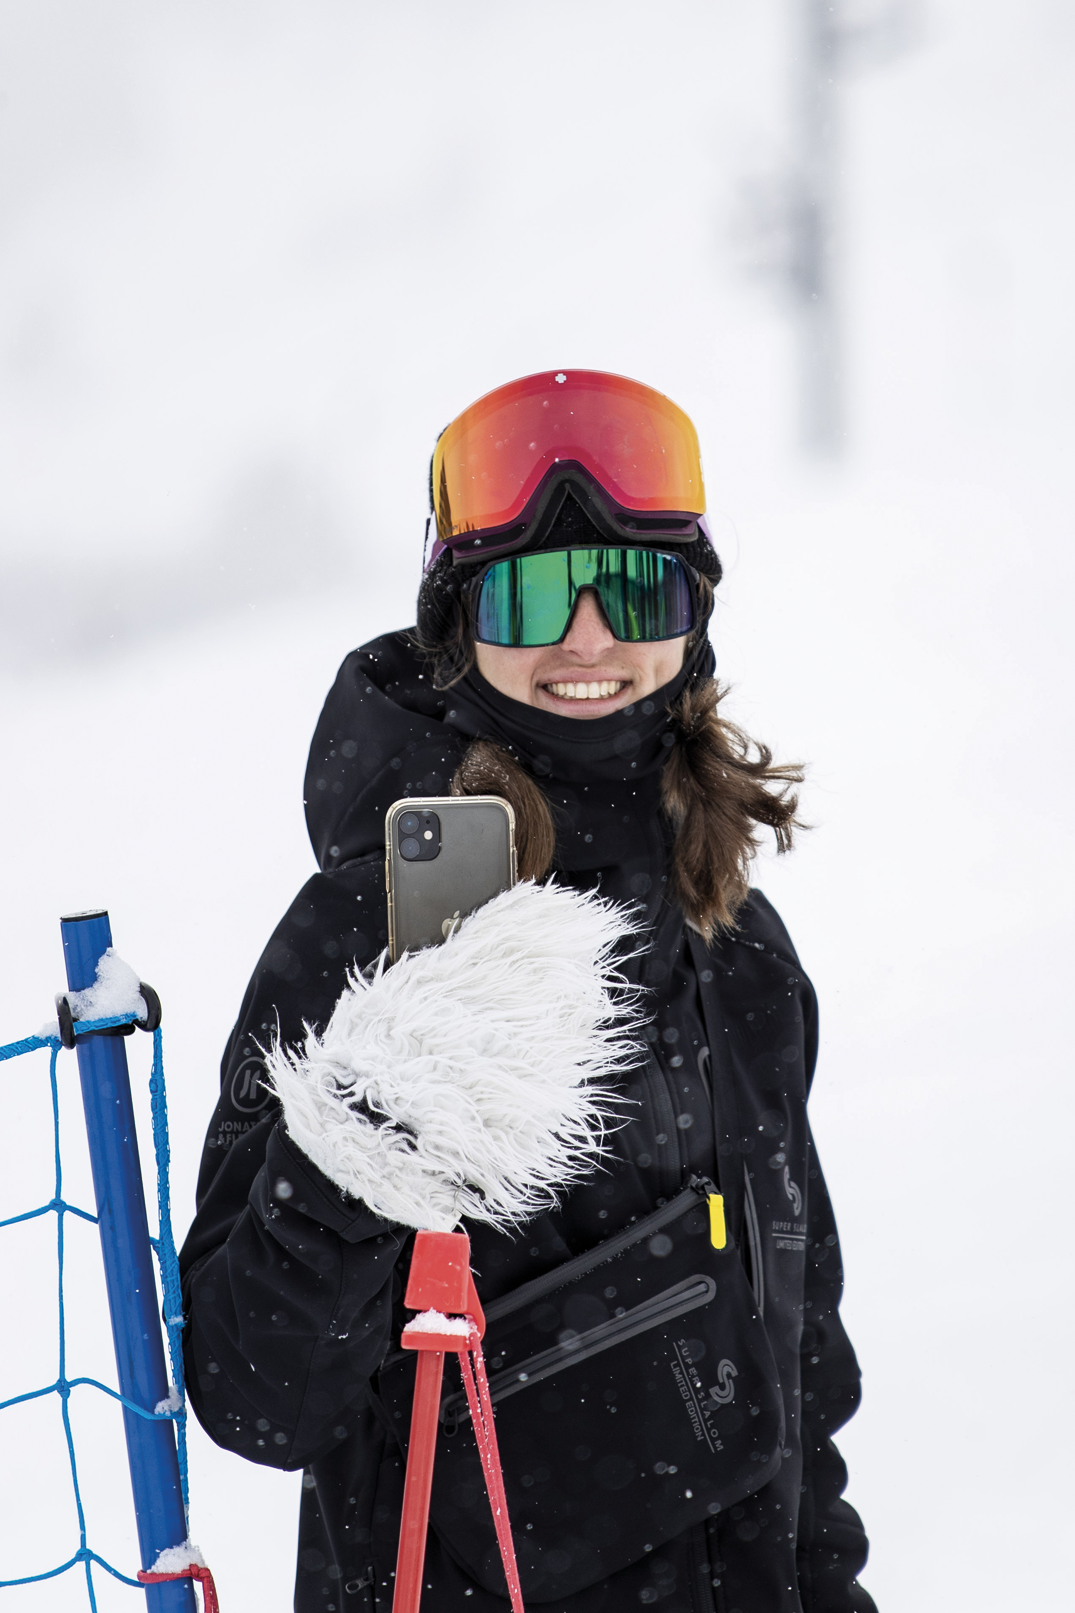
[{"xmin": 61, "ymin": 911, "xmax": 197, "ymax": 1612}]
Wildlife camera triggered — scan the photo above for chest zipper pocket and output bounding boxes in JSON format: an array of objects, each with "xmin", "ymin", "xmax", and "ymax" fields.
[{"xmin": 440, "ymin": 1273, "xmax": 717, "ymax": 1432}]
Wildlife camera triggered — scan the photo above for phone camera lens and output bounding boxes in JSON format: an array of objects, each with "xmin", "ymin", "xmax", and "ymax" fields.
[
  {"xmin": 399, "ymin": 812, "xmax": 420, "ymax": 835},
  {"xmin": 399, "ymin": 837, "xmax": 421, "ymax": 860}
]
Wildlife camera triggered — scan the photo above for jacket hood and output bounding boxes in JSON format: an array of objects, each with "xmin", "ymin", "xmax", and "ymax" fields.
[{"xmin": 304, "ymin": 631, "xmax": 466, "ymax": 872}]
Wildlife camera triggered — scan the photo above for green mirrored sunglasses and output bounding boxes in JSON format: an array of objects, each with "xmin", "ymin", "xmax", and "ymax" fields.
[{"xmin": 471, "ymin": 547, "xmax": 696, "ymax": 647}]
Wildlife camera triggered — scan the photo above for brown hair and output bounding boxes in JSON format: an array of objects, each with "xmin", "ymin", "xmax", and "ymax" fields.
[
  {"xmin": 451, "ymin": 739, "xmax": 558, "ymax": 882},
  {"xmin": 659, "ymin": 678, "xmax": 803, "ymax": 938}
]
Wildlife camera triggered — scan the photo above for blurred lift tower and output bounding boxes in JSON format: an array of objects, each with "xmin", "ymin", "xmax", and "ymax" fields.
[
  {"xmin": 795, "ymin": 0, "xmax": 843, "ymax": 455},
  {"xmin": 743, "ymin": 2, "xmax": 919, "ymax": 455}
]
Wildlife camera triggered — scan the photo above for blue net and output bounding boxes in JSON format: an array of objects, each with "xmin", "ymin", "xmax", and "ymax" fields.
[{"xmin": 0, "ymin": 1013, "xmax": 188, "ymax": 1607}]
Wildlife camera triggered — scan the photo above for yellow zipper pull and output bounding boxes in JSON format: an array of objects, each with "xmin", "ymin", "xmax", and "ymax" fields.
[{"xmin": 708, "ymin": 1193, "xmax": 727, "ymax": 1250}]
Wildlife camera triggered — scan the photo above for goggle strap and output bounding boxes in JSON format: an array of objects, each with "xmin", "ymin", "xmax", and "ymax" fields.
[{"xmin": 445, "ymin": 464, "xmax": 700, "ymax": 566}]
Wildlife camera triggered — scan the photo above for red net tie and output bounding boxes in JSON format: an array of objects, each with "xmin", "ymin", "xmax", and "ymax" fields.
[{"xmin": 137, "ymin": 1563, "xmax": 220, "ymax": 1613}]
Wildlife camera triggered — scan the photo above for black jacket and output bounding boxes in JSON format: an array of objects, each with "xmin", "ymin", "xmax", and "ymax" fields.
[{"xmin": 179, "ymin": 631, "xmax": 875, "ymax": 1613}]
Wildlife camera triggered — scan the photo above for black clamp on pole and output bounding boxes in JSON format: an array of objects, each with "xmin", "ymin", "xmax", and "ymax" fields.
[
  {"xmin": 55, "ymin": 983, "xmax": 162, "ymax": 1050},
  {"xmin": 138, "ymin": 983, "xmax": 163, "ymax": 1033}
]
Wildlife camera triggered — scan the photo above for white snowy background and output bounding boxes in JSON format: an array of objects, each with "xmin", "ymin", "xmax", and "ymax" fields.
[{"xmin": 0, "ymin": 1, "xmax": 1071, "ymax": 1608}]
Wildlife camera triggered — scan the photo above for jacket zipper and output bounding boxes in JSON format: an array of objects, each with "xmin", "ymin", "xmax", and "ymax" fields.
[
  {"xmin": 741, "ymin": 1165, "xmax": 765, "ymax": 1317},
  {"xmin": 644, "ymin": 1050, "xmax": 684, "ymax": 1200},
  {"xmin": 441, "ymin": 1273, "xmax": 717, "ymax": 1426},
  {"xmin": 643, "ymin": 909, "xmax": 699, "ymax": 1198}
]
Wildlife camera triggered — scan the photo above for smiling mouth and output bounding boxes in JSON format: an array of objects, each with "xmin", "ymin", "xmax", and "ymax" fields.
[{"xmin": 544, "ymin": 680, "xmax": 628, "ymax": 701}]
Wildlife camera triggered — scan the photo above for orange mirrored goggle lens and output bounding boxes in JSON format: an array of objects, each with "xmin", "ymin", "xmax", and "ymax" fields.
[{"xmin": 432, "ymin": 370, "xmax": 705, "ymax": 547}]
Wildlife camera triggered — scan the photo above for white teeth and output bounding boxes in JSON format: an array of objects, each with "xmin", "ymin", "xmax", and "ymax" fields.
[{"xmin": 547, "ymin": 680, "xmax": 625, "ymax": 700}]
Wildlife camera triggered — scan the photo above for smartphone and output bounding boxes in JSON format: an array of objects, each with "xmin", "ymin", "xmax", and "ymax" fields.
[{"xmin": 385, "ymin": 796, "xmax": 517, "ymax": 963}]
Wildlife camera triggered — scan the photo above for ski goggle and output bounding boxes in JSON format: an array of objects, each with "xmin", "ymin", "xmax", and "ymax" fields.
[
  {"xmin": 430, "ymin": 370, "xmax": 706, "ymax": 565},
  {"xmin": 471, "ymin": 547, "xmax": 697, "ymax": 647}
]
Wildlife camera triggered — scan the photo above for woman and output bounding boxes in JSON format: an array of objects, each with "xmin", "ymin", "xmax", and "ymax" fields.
[{"xmin": 180, "ymin": 370, "xmax": 875, "ymax": 1613}]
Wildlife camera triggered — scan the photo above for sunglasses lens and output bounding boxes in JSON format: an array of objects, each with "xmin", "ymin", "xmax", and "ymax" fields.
[
  {"xmin": 474, "ymin": 549, "xmax": 695, "ymax": 647},
  {"xmin": 475, "ymin": 550, "xmax": 574, "ymax": 647},
  {"xmin": 594, "ymin": 549, "xmax": 695, "ymax": 642}
]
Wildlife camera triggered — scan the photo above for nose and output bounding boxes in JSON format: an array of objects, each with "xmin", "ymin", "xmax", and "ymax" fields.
[{"xmin": 561, "ymin": 588, "xmax": 616, "ymax": 659}]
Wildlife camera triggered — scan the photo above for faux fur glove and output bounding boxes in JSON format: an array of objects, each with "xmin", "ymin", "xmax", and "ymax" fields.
[{"xmin": 264, "ymin": 880, "xmax": 643, "ymax": 1232}]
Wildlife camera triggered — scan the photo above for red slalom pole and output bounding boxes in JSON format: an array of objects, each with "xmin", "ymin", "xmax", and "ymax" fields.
[
  {"xmin": 391, "ymin": 1231, "xmax": 523, "ymax": 1613},
  {"xmin": 393, "ymin": 1349, "xmax": 447, "ymax": 1613},
  {"xmin": 391, "ymin": 1231, "xmax": 472, "ymax": 1613}
]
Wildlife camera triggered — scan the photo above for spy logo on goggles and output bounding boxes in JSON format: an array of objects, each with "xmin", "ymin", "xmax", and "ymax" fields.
[
  {"xmin": 470, "ymin": 548, "xmax": 697, "ymax": 647},
  {"xmin": 429, "ymin": 370, "xmax": 708, "ymax": 566}
]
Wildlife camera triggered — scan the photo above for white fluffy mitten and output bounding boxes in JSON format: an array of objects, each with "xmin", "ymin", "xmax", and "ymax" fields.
[{"xmin": 264, "ymin": 880, "xmax": 643, "ymax": 1232}]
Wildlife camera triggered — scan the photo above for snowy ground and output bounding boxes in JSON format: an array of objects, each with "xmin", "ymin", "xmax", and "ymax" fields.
[{"xmin": 1, "ymin": 2, "xmax": 1072, "ymax": 1609}]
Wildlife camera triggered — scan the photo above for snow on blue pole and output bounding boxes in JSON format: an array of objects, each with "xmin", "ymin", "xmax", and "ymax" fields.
[{"xmin": 60, "ymin": 911, "xmax": 197, "ymax": 1613}]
